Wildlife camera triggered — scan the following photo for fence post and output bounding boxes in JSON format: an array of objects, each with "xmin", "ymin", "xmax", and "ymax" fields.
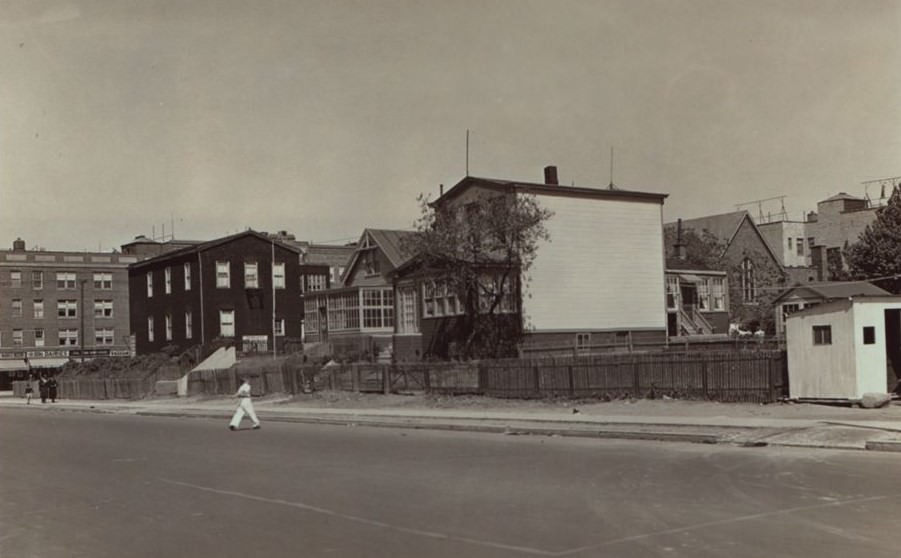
[
  {"xmin": 290, "ymin": 365, "xmax": 298, "ymax": 395},
  {"xmin": 382, "ymin": 364, "xmax": 390, "ymax": 395},
  {"xmin": 767, "ymin": 354, "xmax": 777, "ymax": 402},
  {"xmin": 568, "ymin": 364, "xmax": 575, "ymax": 397},
  {"xmin": 352, "ymin": 364, "xmax": 360, "ymax": 393},
  {"xmin": 424, "ymin": 366, "xmax": 431, "ymax": 393},
  {"xmin": 533, "ymin": 363, "xmax": 541, "ymax": 397},
  {"xmin": 632, "ymin": 356, "xmax": 640, "ymax": 398},
  {"xmin": 701, "ymin": 356, "xmax": 709, "ymax": 399}
]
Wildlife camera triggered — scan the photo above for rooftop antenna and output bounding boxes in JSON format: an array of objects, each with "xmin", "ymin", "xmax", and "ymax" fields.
[
  {"xmin": 608, "ymin": 146, "xmax": 615, "ymax": 189},
  {"xmin": 734, "ymin": 195, "xmax": 787, "ymax": 223},
  {"xmin": 861, "ymin": 175, "xmax": 901, "ymax": 207},
  {"xmin": 465, "ymin": 129, "xmax": 470, "ymax": 176}
]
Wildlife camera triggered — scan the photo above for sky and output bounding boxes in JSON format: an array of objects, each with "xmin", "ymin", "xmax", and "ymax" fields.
[{"xmin": 1, "ymin": 0, "xmax": 899, "ymax": 252}]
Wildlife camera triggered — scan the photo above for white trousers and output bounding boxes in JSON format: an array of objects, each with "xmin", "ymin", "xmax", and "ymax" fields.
[{"xmin": 229, "ymin": 398, "xmax": 260, "ymax": 428}]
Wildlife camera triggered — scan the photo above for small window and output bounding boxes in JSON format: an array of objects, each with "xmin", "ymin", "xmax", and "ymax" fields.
[
  {"xmin": 185, "ymin": 311, "xmax": 193, "ymax": 340},
  {"xmin": 244, "ymin": 262, "xmax": 259, "ymax": 289},
  {"xmin": 219, "ymin": 309, "xmax": 235, "ymax": 337},
  {"xmin": 576, "ymin": 333, "xmax": 591, "ymax": 354},
  {"xmin": 863, "ymin": 326, "xmax": 876, "ymax": 345},
  {"xmin": 813, "ymin": 325, "xmax": 832, "ymax": 345},
  {"xmin": 216, "ymin": 261, "xmax": 231, "ymax": 288},
  {"xmin": 184, "ymin": 262, "xmax": 192, "ymax": 291},
  {"xmin": 273, "ymin": 262, "xmax": 285, "ymax": 289},
  {"xmin": 93, "ymin": 272, "xmax": 113, "ymax": 290}
]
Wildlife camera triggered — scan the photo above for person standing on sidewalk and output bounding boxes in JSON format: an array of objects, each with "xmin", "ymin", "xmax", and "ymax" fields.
[
  {"xmin": 229, "ymin": 376, "xmax": 261, "ymax": 431},
  {"xmin": 47, "ymin": 375, "xmax": 58, "ymax": 403},
  {"xmin": 38, "ymin": 374, "xmax": 49, "ymax": 404},
  {"xmin": 24, "ymin": 374, "xmax": 34, "ymax": 405}
]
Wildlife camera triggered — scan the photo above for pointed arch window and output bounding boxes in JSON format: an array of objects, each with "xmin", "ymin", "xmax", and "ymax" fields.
[{"xmin": 741, "ymin": 258, "xmax": 757, "ymax": 303}]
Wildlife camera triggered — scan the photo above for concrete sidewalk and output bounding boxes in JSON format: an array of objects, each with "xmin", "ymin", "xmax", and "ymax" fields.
[{"xmin": 3, "ymin": 393, "xmax": 901, "ymax": 452}]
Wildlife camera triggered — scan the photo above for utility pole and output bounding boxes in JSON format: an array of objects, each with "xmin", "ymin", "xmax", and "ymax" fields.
[
  {"xmin": 272, "ymin": 238, "xmax": 277, "ymax": 360},
  {"xmin": 79, "ymin": 279, "xmax": 87, "ymax": 363}
]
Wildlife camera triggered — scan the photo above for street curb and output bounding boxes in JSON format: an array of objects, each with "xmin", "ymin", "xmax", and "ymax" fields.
[
  {"xmin": 136, "ymin": 410, "xmax": 723, "ymax": 444},
  {"xmin": 12, "ymin": 403, "xmax": 901, "ymax": 452},
  {"xmin": 865, "ymin": 440, "xmax": 901, "ymax": 452}
]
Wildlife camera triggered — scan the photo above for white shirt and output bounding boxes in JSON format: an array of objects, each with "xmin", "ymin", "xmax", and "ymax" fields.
[{"xmin": 236, "ymin": 382, "xmax": 252, "ymax": 398}]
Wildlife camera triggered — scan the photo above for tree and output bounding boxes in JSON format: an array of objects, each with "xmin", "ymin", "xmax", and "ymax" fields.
[
  {"xmin": 663, "ymin": 226, "xmax": 723, "ymax": 269},
  {"xmin": 845, "ymin": 186, "xmax": 901, "ymax": 293},
  {"xmin": 403, "ymin": 192, "xmax": 553, "ymax": 359}
]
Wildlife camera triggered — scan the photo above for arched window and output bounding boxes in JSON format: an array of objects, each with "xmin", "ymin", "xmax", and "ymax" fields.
[{"xmin": 740, "ymin": 258, "xmax": 757, "ymax": 302}]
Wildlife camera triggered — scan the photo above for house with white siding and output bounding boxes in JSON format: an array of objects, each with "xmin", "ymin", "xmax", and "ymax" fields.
[{"xmin": 418, "ymin": 167, "xmax": 669, "ymax": 355}]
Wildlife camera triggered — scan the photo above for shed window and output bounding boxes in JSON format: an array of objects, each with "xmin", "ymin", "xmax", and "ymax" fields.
[
  {"xmin": 812, "ymin": 325, "xmax": 832, "ymax": 345},
  {"xmin": 863, "ymin": 326, "xmax": 876, "ymax": 345}
]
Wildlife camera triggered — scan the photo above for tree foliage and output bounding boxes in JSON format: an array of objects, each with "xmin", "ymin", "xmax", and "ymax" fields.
[
  {"xmin": 663, "ymin": 226, "xmax": 723, "ymax": 269},
  {"xmin": 403, "ymin": 192, "xmax": 553, "ymax": 359},
  {"xmin": 845, "ymin": 186, "xmax": 901, "ymax": 293}
]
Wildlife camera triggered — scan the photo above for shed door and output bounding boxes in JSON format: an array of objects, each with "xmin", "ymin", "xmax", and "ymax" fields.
[{"xmin": 885, "ymin": 309, "xmax": 901, "ymax": 393}]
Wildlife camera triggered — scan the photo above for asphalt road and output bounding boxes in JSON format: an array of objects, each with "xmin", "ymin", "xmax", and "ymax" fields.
[{"xmin": 2, "ymin": 408, "xmax": 901, "ymax": 558}]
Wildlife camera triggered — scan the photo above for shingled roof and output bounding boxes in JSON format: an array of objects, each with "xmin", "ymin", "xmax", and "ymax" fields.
[{"xmin": 773, "ymin": 281, "xmax": 890, "ymax": 305}]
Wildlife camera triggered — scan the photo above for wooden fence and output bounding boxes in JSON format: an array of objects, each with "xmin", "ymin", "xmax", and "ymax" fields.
[
  {"xmin": 479, "ymin": 351, "xmax": 786, "ymax": 403},
  {"xmin": 11, "ymin": 378, "xmax": 155, "ymax": 400},
  {"xmin": 9, "ymin": 350, "xmax": 788, "ymax": 404}
]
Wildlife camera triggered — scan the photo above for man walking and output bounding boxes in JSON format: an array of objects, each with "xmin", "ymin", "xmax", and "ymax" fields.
[{"xmin": 229, "ymin": 376, "xmax": 261, "ymax": 431}]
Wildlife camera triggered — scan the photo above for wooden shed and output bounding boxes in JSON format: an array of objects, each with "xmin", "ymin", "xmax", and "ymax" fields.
[{"xmin": 785, "ymin": 296, "xmax": 901, "ymax": 399}]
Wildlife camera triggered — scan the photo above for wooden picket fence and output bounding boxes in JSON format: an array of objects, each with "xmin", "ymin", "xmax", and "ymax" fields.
[
  {"xmin": 10, "ymin": 350, "xmax": 788, "ymax": 403},
  {"xmin": 479, "ymin": 351, "xmax": 786, "ymax": 403},
  {"xmin": 11, "ymin": 378, "xmax": 155, "ymax": 400}
]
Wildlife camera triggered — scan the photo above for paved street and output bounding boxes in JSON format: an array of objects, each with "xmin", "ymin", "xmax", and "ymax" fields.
[{"xmin": 3, "ymin": 409, "xmax": 901, "ymax": 558}]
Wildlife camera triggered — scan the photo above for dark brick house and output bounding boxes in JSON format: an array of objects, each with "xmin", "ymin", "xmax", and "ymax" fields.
[{"xmin": 128, "ymin": 230, "xmax": 329, "ymax": 356}]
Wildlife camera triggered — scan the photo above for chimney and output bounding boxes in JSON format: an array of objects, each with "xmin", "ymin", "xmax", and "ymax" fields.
[
  {"xmin": 543, "ymin": 166, "xmax": 558, "ymax": 185},
  {"xmin": 807, "ymin": 211, "xmax": 818, "ymax": 223},
  {"xmin": 674, "ymin": 219, "xmax": 687, "ymax": 260},
  {"xmin": 439, "ymin": 184, "xmax": 444, "ymax": 196},
  {"xmin": 12, "ymin": 238, "xmax": 25, "ymax": 251}
]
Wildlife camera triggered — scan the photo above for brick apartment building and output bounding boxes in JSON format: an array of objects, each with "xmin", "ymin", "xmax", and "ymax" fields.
[{"xmin": 0, "ymin": 238, "xmax": 136, "ymax": 387}]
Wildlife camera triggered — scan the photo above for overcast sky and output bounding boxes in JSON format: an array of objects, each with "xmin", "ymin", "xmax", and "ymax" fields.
[{"xmin": 1, "ymin": 0, "xmax": 899, "ymax": 252}]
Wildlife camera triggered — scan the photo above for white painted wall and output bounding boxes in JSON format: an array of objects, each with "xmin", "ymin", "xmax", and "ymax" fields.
[
  {"xmin": 786, "ymin": 303, "xmax": 856, "ymax": 398},
  {"xmin": 522, "ymin": 194, "xmax": 665, "ymax": 331},
  {"xmin": 853, "ymin": 302, "xmax": 901, "ymax": 395}
]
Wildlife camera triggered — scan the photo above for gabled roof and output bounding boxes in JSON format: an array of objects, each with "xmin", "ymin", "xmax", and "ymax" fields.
[
  {"xmin": 366, "ymin": 229, "xmax": 417, "ymax": 269},
  {"xmin": 666, "ymin": 211, "xmax": 747, "ymax": 249},
  {"xmin": 434, "ymin": 176, "xmax": 668, "ymax": 207},
  {"xmin": 665, "ymin": 210, "xmax": 784, "ymax": 271},
  {"xmin": 340, "ymin": 229, "xmax": 417, "ymax": 286},
  {"xmin": 300, "ymin": 244, "xmax": 356, "ymax": 269},
  {"xmin": 773, "ymin": 281, "xmax": 890, "ymax": 305},
  {"xmin": 129, "ymin": 230, "xmax": 302, "ymax": 269}
]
